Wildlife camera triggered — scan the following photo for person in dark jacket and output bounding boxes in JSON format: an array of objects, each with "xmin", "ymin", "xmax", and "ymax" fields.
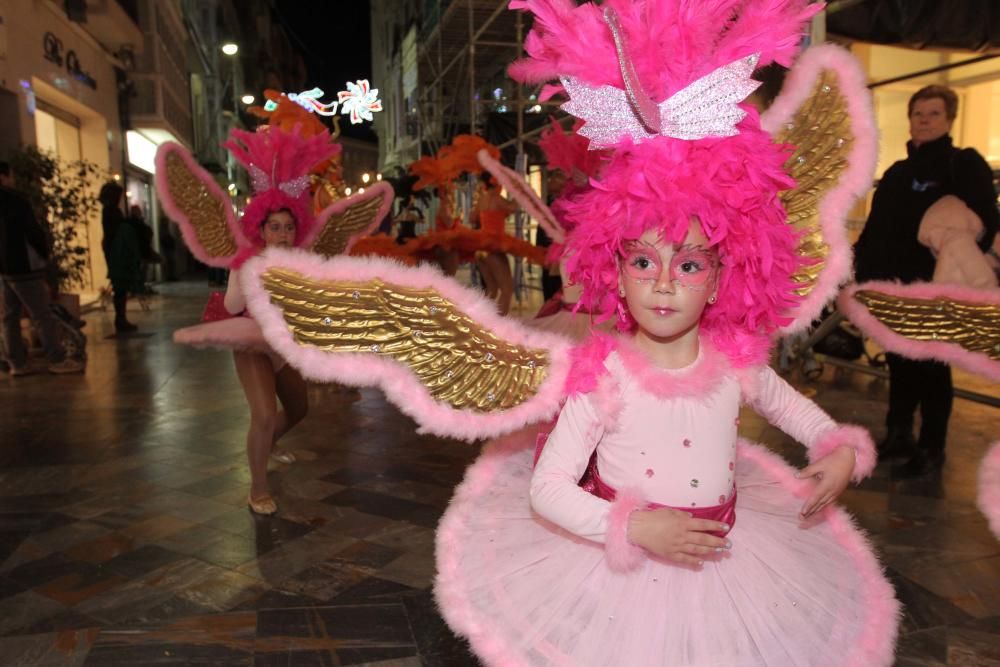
[
  {"xmin": 854, "ymin": 85, "xmax": 999, "ymax": 478},
  {"xmin": 100, "ymin": 182, "xmax": 143, "ymax": 332},
  {"xmin": 0, "ymin": 162, "xmax": 83, "ymax": 374}
]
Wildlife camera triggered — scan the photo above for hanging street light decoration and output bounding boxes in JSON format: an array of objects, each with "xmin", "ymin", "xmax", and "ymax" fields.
[
  {"xmin": 337, "ymin": 79, "xmax": 383, "ymax": 125},
  {"xmin": 264, "ymin": 87, "xmax": 339, "ymax": 116}
]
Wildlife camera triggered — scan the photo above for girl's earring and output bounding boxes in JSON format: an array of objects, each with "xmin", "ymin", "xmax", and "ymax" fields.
[{"xmin": 708, "ymin": 295, "xmax": 717, "ymax": 304}]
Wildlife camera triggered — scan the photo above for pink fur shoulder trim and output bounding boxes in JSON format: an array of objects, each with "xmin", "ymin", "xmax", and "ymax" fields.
[
  {"xmin": 563, "ymin": 333, "xmax": 617, "ymax": 396},
  {"xmin": 839, "ymin": 281, "xmax": 1000, "ymax": 382},
  {"xmin": 242, "ymin": 250, "xmax": 574, "ymax": 442},
  {"xmin": 605, "ymin": 487, "xmax": 646, "ymax": 572},
  {"xmin": 614, "ymin": 336, "xmax": 730, "ymax": 400},
  {"xmin": 761, "ymin": 45, "xmax": 879, "ymax": 334},
  {"xmin": 979, "ymin": 441, "xmax": 1000, "ymax": 539},
  {"xmin": 737, "ymin": 441, "xmax": 901, "ymax": 666},
  {"xmin": 154, "ymin": 142, "xmax": 248, "ymax": 268},
  {"xmin": 301, "ymin": 181, "xmax": 395, "ymax": 254},
  {"xmin": 809, "ymin": 424, "xmax": 877, "ymax": 482}
]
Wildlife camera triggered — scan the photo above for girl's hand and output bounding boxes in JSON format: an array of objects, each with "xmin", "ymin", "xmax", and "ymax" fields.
[
  {"xmin": 798, "ymin": 445, "xmax": 855, "ymax": 518},
  {"xmin": 627, "ymin": 507, "xmax": 731, "ymax": 567}
]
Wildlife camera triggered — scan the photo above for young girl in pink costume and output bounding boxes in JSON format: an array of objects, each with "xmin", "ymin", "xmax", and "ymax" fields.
[
  {"xmin": 431, "ymin": 1, "xmax": 900, "ymax": 665},
  {"xmin": 155, "ymin": 125, "xmax": 393, "ymax": 514}
]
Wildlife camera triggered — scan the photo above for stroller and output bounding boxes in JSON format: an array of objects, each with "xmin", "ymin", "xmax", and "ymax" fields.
[
  {"xmin": 780, "ymin": 305, "xmax": 886, "ymax": 381},
  {"xmin": 49, "ymin": 302, "xmax": 87, "ymax": 364}
]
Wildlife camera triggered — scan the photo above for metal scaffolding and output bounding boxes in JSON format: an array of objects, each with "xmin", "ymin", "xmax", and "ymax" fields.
[{"xmin": 416, "ymin": 0, "xmax": 553, "ymax": 157}]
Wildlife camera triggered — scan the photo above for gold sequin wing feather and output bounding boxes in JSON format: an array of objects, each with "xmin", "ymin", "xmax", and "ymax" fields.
[
  {"xmin": 243, "ymin": 251, "xmax": 573, "ymax": 440},
  {"xmin": 305, "ymin": 181, "xmax": 395, "ymax": 257},
  {"xmin": 839, "ymin": 282, "xmax": 1000, "ymax": 383},
  {"xmin": 760, "ymin": 45, "xmax": 878, "ymax": 334},
  {"xmin": 154, "ymin": 142, "xmax": 246, "ymax": 267}
]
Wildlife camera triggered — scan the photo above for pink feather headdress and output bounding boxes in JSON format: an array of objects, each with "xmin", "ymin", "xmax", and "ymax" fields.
[
  {"xmin": 222, "ymin": 124, "xmax": 340, "ymax": 254},
  {"xmin": 510, "ymin": 0, "xmax": 821, "ymax": 366}
]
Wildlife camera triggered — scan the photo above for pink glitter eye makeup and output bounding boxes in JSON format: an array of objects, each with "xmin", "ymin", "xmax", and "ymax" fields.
[{"xmin": 621, "ymin": 246, "xmax": 718, "ymax": 289}]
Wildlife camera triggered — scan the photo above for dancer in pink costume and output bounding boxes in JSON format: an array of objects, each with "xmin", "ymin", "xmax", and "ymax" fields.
[
  {"xmin": 155, "ymin": 125, "xmax": 393, "ymax": 514},
  {"xmin": 242, "ymin": 0, "xmax": 900, "ymax": 662}
]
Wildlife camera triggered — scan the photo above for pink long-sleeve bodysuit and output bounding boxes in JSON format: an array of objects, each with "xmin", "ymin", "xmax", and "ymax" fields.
[{"xmin": 531, "ymin": 337, "xmax": 837, "ymax": 542}]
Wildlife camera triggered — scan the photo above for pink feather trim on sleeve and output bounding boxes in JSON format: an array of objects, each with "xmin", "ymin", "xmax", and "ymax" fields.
[
  {"xmin": 606, "ymin": 487, "xmax": 646, "ymax": 572},
  {"xmin": 761, "ymin": 44, "xmax": 879, "ymax": 334},
  {"xmin": 839, "ymin": 281, "xmax": 1000, "ymax": 383},
  {"xmin": 809, "ymin": 424, "xmax": 877, "ymax": 482}
]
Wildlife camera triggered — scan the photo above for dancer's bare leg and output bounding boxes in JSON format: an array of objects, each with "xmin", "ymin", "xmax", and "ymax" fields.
[
  {"xmin": 437, "ymin": 249, "xmax": 460, "ymax": 276},
  {"xmin": 273, "ymin": 364, "xmax": 308, "ymax": 444},
  {"xmin": 486, "ymin": 252, "xmax": 513, "ymax": 315},
  {"xmin": 477, "ymin": 255, "xmax": 499, "ymax": 300},
  {"xmin": 233, "ymin": 351, "xmax": 278, "ymax": 505}
]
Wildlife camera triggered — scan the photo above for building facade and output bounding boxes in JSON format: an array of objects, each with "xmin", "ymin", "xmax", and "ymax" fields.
[{"xmin": 0, "ymin": 0, "xmax": 142, "ymax": 294}]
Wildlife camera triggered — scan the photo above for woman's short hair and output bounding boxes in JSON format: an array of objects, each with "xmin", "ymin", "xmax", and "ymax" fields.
[{"xmin": 908, "ymin": 85, "xmax": 959, "ymax": 121}]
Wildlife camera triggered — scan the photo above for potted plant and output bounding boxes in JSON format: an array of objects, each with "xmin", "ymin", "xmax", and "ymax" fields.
[{"xmin": 6, "ymin": 146, "xmax": 103, "ymax": 316}]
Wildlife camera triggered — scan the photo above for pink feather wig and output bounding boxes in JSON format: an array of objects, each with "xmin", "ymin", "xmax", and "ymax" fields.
[
  {"xmin": 509, "ymin": 0, "xmax": 821, "ymax": 367},
  {"xmin": 222, "ymin": 124, "xmax": 341, "ymax": 265}
]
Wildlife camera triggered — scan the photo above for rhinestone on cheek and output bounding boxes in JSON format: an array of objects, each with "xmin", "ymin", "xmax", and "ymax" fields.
[
  {"xmin": 683, "ymin": 439, "xmax": 692, "ymax": 448},
  {"xmin": 690, "ymin": 479, "xmax": 699, "ymax": 488},
  {"xmin": 645, "ymin": 468, "xmax": 654, "ymax": 478}
]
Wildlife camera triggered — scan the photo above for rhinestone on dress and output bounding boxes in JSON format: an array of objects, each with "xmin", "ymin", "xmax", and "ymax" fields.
[
  {"xmin": 485, "ymin": 352, "xmax": 495, "ymax": 362},
  {"xmin": 821, "ymin": 84, "xmax": 832, "ymax": 93},
  {"xmin": 486, "ymin": 392, "xmax": 496, "ymax": 401},
  {"xmin": 444, "ymin": 370, "xmax": 454, "ymax": 379},
  {"xmin": 322, "ymin": 317, "xmax": 333, "ymax": 326},
  {"xmin": 351, "ymin": 290, "xmax": 360, "ymax": 299},
  {"xmin": 370, "ymin": 344, "xmax": 380, "ymax": 353},
  {"xmin": 836, "ymin": 137, "xmax": 845, "ymax": 147},
  {"xmin": 429, "ymin": 306, "xmax": 438, "ymax": 314},
  {"xmin": 796, "ymin": 155, "xmax": 806, "ymax": 165},
  {"xmin": 527, "ymin": 360, "xmax": 536, "ymax": 369}
]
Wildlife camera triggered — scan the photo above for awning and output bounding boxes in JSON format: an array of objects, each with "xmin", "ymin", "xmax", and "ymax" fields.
[{"xmin": 828, "ymin": 0, "xmax": 1000, "ymax": 51}]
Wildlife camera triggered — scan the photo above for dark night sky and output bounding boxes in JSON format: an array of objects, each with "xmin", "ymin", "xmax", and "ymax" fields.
[{"xmin": 274, "ymin": 1, "xmax": 376, "ymax": 142}]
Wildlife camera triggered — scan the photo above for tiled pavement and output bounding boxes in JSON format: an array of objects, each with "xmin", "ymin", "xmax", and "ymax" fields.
[{"xmin": 0, "ymin": 281, "xmax": 997, "ymax": 666}]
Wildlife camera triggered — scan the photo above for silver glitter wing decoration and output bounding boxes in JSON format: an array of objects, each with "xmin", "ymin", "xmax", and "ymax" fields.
[{"xmin": 561, "ymin": 54, "xmax": 761, "ymax": 148}]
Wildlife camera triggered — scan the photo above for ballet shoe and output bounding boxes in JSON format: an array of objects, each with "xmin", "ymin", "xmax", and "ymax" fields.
[
  {"xmin": 270, "ymin": 450, "xmax": 296, "ymax": 464},
  {"xmin": 247, "ymin": 493, "xmax": 277, "ymax": 515}
]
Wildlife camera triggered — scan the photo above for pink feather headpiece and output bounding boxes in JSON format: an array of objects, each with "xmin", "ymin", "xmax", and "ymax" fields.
[
  {"xmin": 510, "ymin": 0, "xmax": 821, "ymax": 366},
  {"xmin": 222, "ymin": 124, "xmax": 340, "ymax": 252}
]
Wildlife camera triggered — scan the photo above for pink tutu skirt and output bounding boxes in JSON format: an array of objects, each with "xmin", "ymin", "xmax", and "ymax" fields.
[
  {"xmin": 436, "ymin": 428, "xmax": 900, "ymax": 667},
  {"xmin": 173, "ymin": 318, "xmax": 285, "ymax": 370}
]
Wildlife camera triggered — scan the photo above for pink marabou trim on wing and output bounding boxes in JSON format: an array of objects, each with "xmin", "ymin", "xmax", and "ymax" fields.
[
  {"xmin": 154, "ymin": 143, "xmax": 247, "ymax": 268},
  {"xmin": 809, "ymin": 424, "xmax": 877, "ymax": 482},
  {"xmin": 978, "ymin": 441, "xmax": 1000, "ymax": 539},
  {"xmin": 242, "ymin": 250, "xmax": 574, "ymax": 442},
  {"xmin": 605, "ymin": 487, "xmax": 646, "ymax": 572},
  {"xmin": 172, "ymin": 317, "xmax": 269, "ymax": 353},
  {"xmin": 737, "ymin": 441, "xmax": 901, "ymax": 666},
  {"xmin": 761, "ymin": 45, "xmax": 879, "ymax": 334},
  {"xmin": 301, "ymin": 181, "xmax": 395, "ymax": 254},
  {"xmin": 839, "ymin": 281, "xmax": 1000, "ymax": 382},
  {"xmin": 478, "ymin": 149, "xmax": 565, "ymax": 244},
  {"xmin": 614, "ymin": 336, "xmax": 730, "ymax": 400}
]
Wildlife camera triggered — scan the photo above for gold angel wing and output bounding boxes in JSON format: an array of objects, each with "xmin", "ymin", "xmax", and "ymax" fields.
[
  {"xmin": 761, "ymin": 45, "xmax": 878, "ymax": 332},
  {"xmin": 154, "ymin": 142, "xmax": 243, "ymax": 267},
  {"xmin": 839, "ymin": 283, "xmax": 1000, "ymax": 382},
  {"xmin": 243, "ymin": 251, "xmax": 571, "ymax": 440},
  {"xmin": 305, "ymin": 181, "xmax": 394, "ymax": 257}
]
